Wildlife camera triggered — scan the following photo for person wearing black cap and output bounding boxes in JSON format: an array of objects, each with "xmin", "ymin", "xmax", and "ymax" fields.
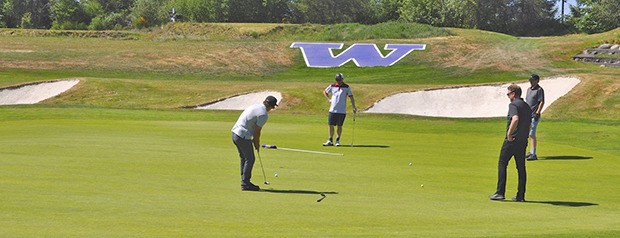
[
  {"xmin": 323, "ymin": 73, "xmax": 357, "ymax": 146},
  {"xmin": 525, "ymin": 74, "xmax": 544, "ymax": 161},
  {"xmin": 231, "ymin": 96, "xmax": 278, "ymax": 191}
]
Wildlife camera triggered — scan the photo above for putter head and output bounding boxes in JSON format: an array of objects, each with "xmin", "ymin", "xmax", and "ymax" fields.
[
  {"xmin": 264, "ymin": 181, "xmax": 270, "ymax": 185},
  {"xmin": 262, "ymin": 144, "xmax": 277, "ymax": 149}
]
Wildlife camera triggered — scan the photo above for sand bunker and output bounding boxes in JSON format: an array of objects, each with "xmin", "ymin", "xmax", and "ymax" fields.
[
  {"xmin": 365, "ymin": 77, "xmax": 580, "ymax": 118},
  {"xmin": 0, "ymin": 79, "xmax": 79, "ymax": 105},
  {"xmin": 1, "ymin": 77, "xmax": 579, "ymax": 118},
  {"xmin": 195, "ymin": 91, "xmax": 282, "ymax": 110}
]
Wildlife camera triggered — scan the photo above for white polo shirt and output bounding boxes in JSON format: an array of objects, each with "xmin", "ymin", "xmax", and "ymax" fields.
[{"xmin": 325, "ymin": 83, "xmax": 353, "ymax": 114}]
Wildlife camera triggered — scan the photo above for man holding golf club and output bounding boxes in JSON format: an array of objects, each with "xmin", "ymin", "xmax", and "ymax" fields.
[
  {"xmin": 231, "ymin": 96, "xmax": 278, "ymax": 191},
  {"xmin": 323, "ymin": 73, "xmax": 357, "ymax": 146}
]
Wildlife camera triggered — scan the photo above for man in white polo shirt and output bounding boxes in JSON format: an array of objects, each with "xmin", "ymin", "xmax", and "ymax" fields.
[
  {"xmin": 232, "ymin": 96, "xmax": 277, "ymax": 191},
  {"xmin": 323, "ymin": 73, "xmax": 357, "ymax": 146}
]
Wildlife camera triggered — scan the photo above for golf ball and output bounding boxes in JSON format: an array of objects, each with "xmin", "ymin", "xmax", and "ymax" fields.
[
  {"xmin": 421, "ymin": 184, "xmax": 424, "ymax": 187},
  {"xmin": 274, "ymin": 173, "xmax": 278, "ymax": 177},
  {"xmin": 409, "ymin": 163, "xmax": 412, "ymax": 166}
]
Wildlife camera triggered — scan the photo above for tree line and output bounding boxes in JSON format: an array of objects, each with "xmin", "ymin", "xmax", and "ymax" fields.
[{"xmin": 0, "ymin": 0, "xmax": 618, "ymax": 36}]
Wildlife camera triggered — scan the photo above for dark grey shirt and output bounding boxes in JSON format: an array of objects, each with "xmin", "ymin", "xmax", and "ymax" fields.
[
  {"xmin": 526, "ymin": 85, "xmax": 544, "ymax": 115},
  {"xmin": 507, "ymin": 98, "xmax": 532, "ymax": 141}
]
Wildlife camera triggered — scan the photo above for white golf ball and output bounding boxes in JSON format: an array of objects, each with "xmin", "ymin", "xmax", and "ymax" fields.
[
  {"xmin": 274, "ymin": 173, "xmax": 278, "ymax": 177},
  {"xmin": 409, "ymin": 163, "xmax": 412, "ymax": 166},
  {"xmin": 420, "ymin": 184, "xmax": 424, "ymax": 187}
]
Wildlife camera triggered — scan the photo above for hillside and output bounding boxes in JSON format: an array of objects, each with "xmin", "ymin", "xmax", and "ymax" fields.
[{"xmin": 0, "ymin": 23, "xmax": 618, "ymax": 120}]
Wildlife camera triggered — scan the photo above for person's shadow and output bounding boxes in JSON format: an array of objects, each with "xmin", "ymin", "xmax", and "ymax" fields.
[
  {"xmin": 262, "ymin": 189, "xmax": 338, "ymax": 202},
  {"xmin": 538, "ymin": 155, "xmax": 593, "ymax": 160},
  {"xmin": 350, "ymin": 145, "xmax": 390, "ymax": 148},
  {"xmin": 261, "ymin": 189, "xmax": 338, "ymax": 195},
  {"xmin": 526, "ymin": 201, "xmax": 598, "ymax": 207}
]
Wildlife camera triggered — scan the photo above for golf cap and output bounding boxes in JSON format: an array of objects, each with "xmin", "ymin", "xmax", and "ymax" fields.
[
  {"xmin": 265, "ymin": 96, "xmax": 278, "ymax": 107},
  {"xmin": 335, "ymin": 73, "xmax": 344, "ymax": 81},
  {"xmin": 529, "ymin": 74, "xmax": 540, "ymax": 81}
]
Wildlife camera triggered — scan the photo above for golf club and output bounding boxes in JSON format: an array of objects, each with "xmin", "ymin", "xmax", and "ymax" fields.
[
  {"xmin": 256, "ymin": 150, "xmax": 270, "ymax": 185},
  {"xmin": 350, "ymin": 112, "xmax": 356, "ymax": 147},
  {"xmin": 262, "ymin": 144, "xmax": 343, "ymax": 156}
]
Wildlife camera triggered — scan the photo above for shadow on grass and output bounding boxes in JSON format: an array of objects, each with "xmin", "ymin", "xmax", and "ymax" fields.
[
  {"xmin": 527, "ymin": 201, "xmax": 598, "ymax": 207},
  {"xmin": 261, "ymin": 189, "xmax": 338, "ymax": 195},
  {"xmin": 349, "ymin": 144, "xmax": 390, "ymax": 148},
  {"xmin": 539, "ymin": 155, "xmax": 593, "ymax": 160}
]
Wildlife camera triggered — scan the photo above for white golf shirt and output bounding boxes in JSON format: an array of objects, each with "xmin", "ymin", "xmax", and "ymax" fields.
[{"xmin": 325, "ymin": 83, "xmax": 353, "ymax": 114}]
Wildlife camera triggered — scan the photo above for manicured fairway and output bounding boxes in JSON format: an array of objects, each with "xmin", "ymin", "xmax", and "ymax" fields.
[{"xmin": 1, "ymin": 108, "xmax": 618, "ymax": 237}]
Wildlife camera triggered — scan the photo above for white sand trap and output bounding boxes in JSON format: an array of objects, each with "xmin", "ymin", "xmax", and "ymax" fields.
[
  {"xmin": 0, "ymin": 79, "xmax": 80, "ymax": 105},
  {"xmin": 365, "ymin": 77, "xmax": 581, "ymax": 118},
  {"xmin": 196, "ymin": 91, "xmax": 282, "ymax": 110}
]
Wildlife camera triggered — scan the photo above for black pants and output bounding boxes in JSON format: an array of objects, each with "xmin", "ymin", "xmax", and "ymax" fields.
[{"xmin": 495, "ymin": 139, "xmax": 528, "ymax": 198}]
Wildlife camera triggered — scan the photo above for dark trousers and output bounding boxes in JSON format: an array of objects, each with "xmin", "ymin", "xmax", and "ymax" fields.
[
  {"xmin": 495, "ymin": 139, "xmax": 528, "ymax": 198},
  {"xmin": 232, "ymin": 133, "xmax": 254, "ymax": 186}
]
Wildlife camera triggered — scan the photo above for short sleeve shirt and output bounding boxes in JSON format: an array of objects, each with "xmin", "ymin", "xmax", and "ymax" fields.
[
  {"xmin": 506, "ymin": 98, "xmax": 532, "ymax": 141},
  {"xmin": 526, "ymin": 85, "xmax": 544, "ymax": 115},
  {"xmin": 231, "ymin": 104, "xmax": 268, "ymax": 140},
  {"xmin": 325, "ymin": 83, "xmax": 353, "ymax": 114}
]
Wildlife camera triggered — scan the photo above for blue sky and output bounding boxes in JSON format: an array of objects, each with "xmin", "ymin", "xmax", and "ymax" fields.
[{"xmin": 556, "ymin": 0, "xmax": 578, "ymax": 17}]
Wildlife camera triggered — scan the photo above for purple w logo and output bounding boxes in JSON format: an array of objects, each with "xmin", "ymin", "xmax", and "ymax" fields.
[{"xmin": 290, "ymin": 42, "xmax": 426, "ymax": 68}]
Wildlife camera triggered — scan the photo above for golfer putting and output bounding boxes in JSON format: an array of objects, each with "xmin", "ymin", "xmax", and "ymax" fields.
[{"xmin": 231, "ymin": 96, "xmax": 278, "ymax": 191}]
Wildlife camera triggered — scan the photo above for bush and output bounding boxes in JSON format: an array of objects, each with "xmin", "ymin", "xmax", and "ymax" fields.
[{"xmin": 89, "ymin": 11, "xmax": 132, "ymax": 30}]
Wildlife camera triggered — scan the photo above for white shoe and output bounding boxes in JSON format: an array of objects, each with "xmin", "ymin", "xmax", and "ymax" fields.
[
  {"xmin": 323, "ymin": 140, "xmax": 334, "ymax": 146},
  {"xmin": 335, "ymin": 141, "xmax": 340, "ymax": 146}
]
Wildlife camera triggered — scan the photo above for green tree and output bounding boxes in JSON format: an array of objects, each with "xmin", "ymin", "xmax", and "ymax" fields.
[
  {"xmin": 472, "ymin": 0, "xmax": 561, "ymax": 36},
  {"xmin": 2, "ymin": 0, "xmax": 27, "ymax": 28},
  {"xmin": 289, "ymin": 0, "xmax": 373, "ymax": 24},
  {"xmin": 165, "ymin": 0, "xmax": 223, "ymax": 23},
  {"xmin": 376, "ymin": 0, "xmax": 403, "ymax": 22},
  {"xmin": 263, "ymin": 0, "xmax": 291, "ymax": 23},
  {"xmin": 50, "ymin": 0, "xmax": 89, "ymax": 29},
  {"xmin": 29, "ymin": 0, "xmax": 52, "ymax": 29},
  {"xmin": 0, "ymin": 3, "xmax": 3, "ymax": 28},
  {"xmin": 96, "ymin": 0, "xmax": 135, "ymax": 13},
  {"xmin": 85, "ymin": 0, "xmax": 134, "ymax": 30},
  {"xmin": 569, "ymin": 0, "xmax": 620, "ymax": 33},
  {"xmin": 227, "ymin": 0, "xmax": 265, "ymax": 22},
  {"xmin": 399, "ymin": 0, "xmax": 476, "ymax": 27},
  {"xmin": 0, "ymin": 0, "xmax": 51, "ymax": 28},
  {"xmin": 132, "ymin": 0, "xmax": 167, "ymax": 28}
]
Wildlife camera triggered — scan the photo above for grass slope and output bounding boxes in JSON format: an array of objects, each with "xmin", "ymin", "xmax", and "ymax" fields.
[{"xmin": 0, "ymin": 23, "xmax": 619, "ymax": 236}]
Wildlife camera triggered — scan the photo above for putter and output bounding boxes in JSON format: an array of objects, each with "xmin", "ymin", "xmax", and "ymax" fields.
[
  {"xmin": 350, "ymin": 112, "xmax": 356, "ymax": 147},
  {"xmin": 256, "ymin": 150, "xmax": 270, "ymax": 185}
]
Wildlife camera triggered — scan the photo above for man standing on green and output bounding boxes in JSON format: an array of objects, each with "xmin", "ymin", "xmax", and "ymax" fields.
[
  {"xmin": 525, "ymin": 74, "xmax": 545, "ymax": 161},
  {"xmin": 490, "ymin": 84, "xmax": 532, "ymax": 202},
  {"xmin": 323, "ymin": 73, "xmax": 357, "ymax": 146}
]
